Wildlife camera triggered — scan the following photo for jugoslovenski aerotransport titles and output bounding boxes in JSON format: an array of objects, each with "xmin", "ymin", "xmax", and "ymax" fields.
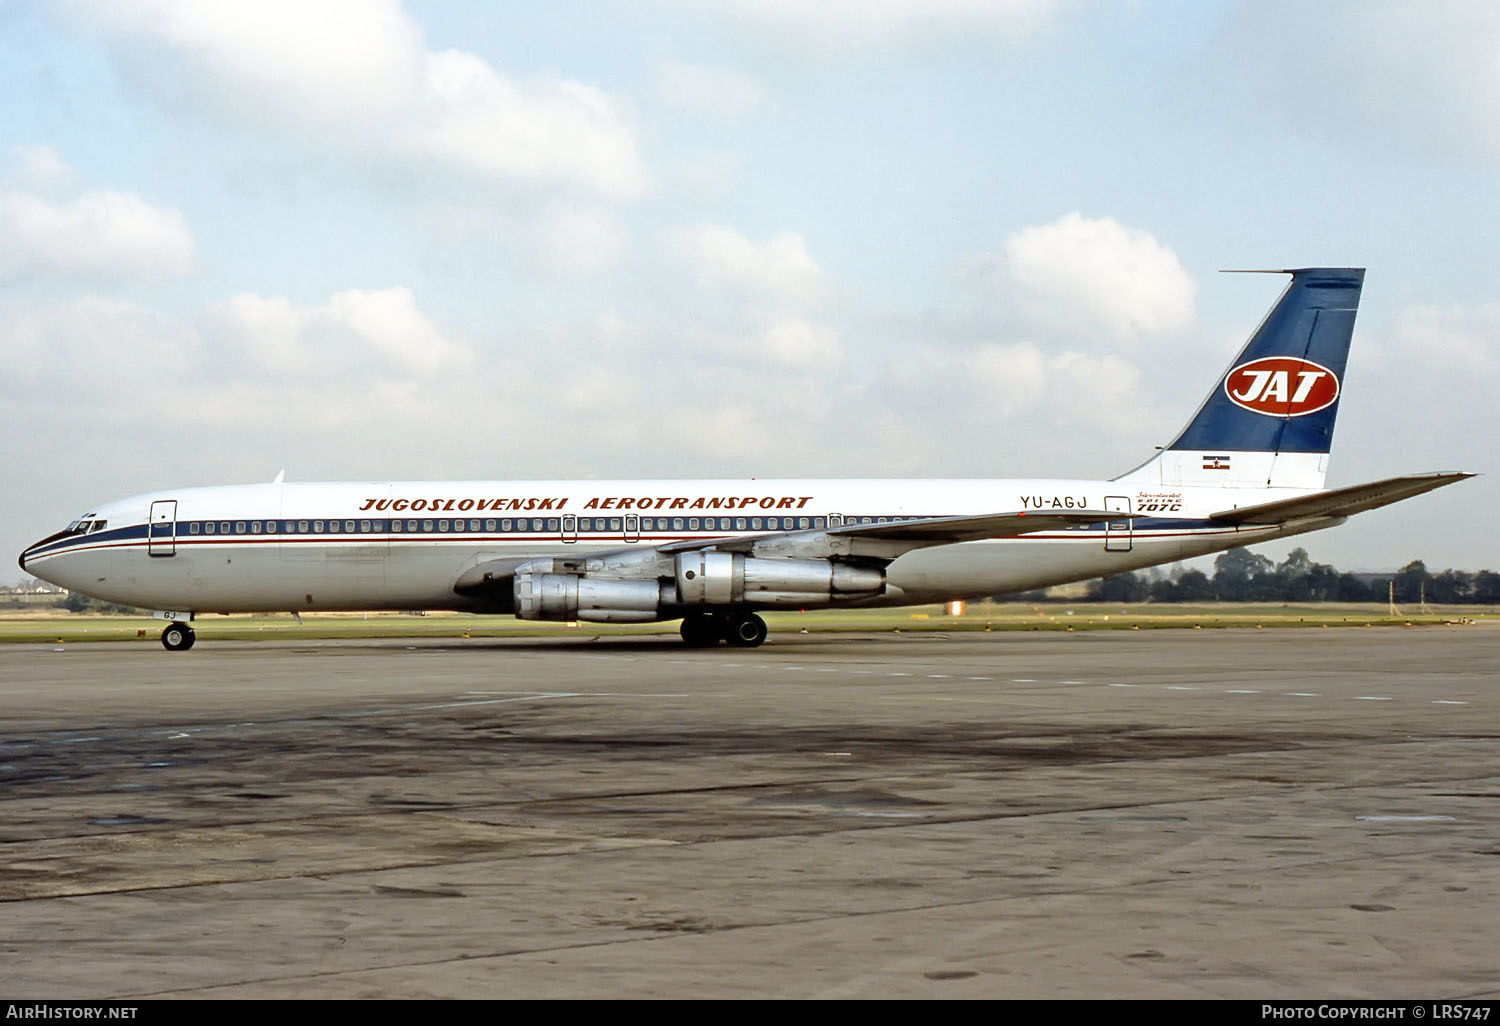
[{"xmin": 20, "ymin": 268, "xmax": 1472, "ymax": 650}]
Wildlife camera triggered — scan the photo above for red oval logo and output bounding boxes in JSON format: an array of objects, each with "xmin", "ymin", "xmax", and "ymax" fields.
[{"xmin": 1224, "ymin": 356, "xmax": 1339, "ymax": 417}]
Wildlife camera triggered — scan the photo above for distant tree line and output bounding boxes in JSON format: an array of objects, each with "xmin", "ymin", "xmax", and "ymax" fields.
[{"xmin": 1074, "ymin": 548, "xmax": 1500, "ymax": 604}]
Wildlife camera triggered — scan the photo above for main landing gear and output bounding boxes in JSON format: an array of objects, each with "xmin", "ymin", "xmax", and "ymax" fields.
[
  {"xmin": 160, "ymin": 621, "xmax": 196, "ymax": 651},
  {"xmin": 679, "ymin": 610, "xmax": 769, "ymax": 648}
]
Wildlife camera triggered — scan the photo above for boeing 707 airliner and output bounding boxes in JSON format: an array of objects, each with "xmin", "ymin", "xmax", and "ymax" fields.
[{"xmin": 19, "ymin": 268, "xmax": 1471, "ymax": 649}]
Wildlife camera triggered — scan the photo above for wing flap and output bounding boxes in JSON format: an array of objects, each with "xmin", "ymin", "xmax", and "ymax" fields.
[{"xmin": 1210, "ymin": 472, "xmax": 1473, "ymax": 524}]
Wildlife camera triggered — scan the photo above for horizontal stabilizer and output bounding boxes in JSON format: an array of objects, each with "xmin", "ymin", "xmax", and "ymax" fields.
[{"xmin": 1210, "ymin": 472, "xmax": 1473, "ymax": 524}]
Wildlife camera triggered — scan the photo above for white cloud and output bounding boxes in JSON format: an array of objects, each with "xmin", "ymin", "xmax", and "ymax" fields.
[
  {"xmin": 524, "ymin": 205, "xmax": 630, "ymax": 276},
  {"xmin": 1210, "ymin": 1, "xmax": 1500, "ymax": 165},
  {"xmin": 1384, "ymin": 303, "xmax": 1500, "ymax": 371},
  {"xmin": 0, "ymin": 295, "xmax": 202, "ymax": 399},
  {"xmin": 683, "ymin": 0, "xmax": 1061, "ymax": 54},
  {"xmin": 666, "ymin": 223, "xmax": 829, "ymax": 307},
  {"xmin": 655, "ymin": 61, "xmax": 765, "ymax": 118},
  {"xmin": 969, "ymin": 342, "xmax": 1049, "ymax": 413},
  {"xmin": 205, "ymin": 286, "xmax": 471, "ymax": 376},
  {"xmin": 0, "ymin": 147, "xmax": 195, "ymax": 283},
  {"xmin": 7, "ymin": 145, "xmax": 81, "ymax": 194},
  {"xmin": 64, "ymin": 0, "xmax": 647, "ymax": 199},
  {"xmin": 966, "ymin": 213, "xmax": 1196, "ymax": 342},
  {"xmin": 323, "ymin": 287, "xmax": 470, "ymax": 373},
  {"xmin": 762, "ymin": 319, "xmax": 843, "ymax": 369}
]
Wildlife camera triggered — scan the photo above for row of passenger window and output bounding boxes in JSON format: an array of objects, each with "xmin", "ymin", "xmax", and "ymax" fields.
[{"xmin": 178, "ymin": 515, "xmax": 913, "ymax": 537}]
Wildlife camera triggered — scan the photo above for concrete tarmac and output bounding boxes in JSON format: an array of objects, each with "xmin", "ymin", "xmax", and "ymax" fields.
[{"xmin": 1, "ymin": 625, "xmax": 1497, "ymax": 999}]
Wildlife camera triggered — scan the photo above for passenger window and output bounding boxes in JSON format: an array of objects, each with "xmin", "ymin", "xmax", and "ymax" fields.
[
  {"xmin": 313, "ymin": 521, "xmax": 324, "ymax": 533},
  {"xmin": 423, "ymin": 520, "xmax": 434, "ymax": 532},
  {"xmin": 220, "ymin": 522, "xmax": 231, "ymax": 534},
  {"xmin": 735, "ymin": 518, "xmax": 746, "ymax": 530},
  {"xmin": 236, "ymin": 522, "xmax": 246, "ymax": 533},
  {"xmin": 438, "ymin": 520, "xmax": 449, "ymax": 532},
  {"xmin": 299, "ymin": 520, "xmax": 310, "ymax": 532},
  {"xmin": 470, "ymin": 519, "xmax": 481, "ymax": 531},
  {"xmin": 391, "ymin": 520, "xmax": 402, "ymax": 532},
  {"xmin": 502, "ymin": 519, "xmax": 512, "ymax": 531},
  {"xmin": 205, "ymin": 522, "xmax": 216, "ymax": 535},
  {"xmin": 485, "ymin": 519, "xmax": 496, "ymax": 531},
  {"xmin": 190, "ymin": 522, "xmax": 201, "ymax": 534},
  {"xmin": 328, "ymin": 521, "xmax": 340, "ymax": 533}
]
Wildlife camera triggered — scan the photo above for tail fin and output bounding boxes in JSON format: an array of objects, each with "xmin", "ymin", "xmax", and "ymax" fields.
[{"xmin": 1116, "ymin": 267, "xmax": 1364, "ymax": 491}]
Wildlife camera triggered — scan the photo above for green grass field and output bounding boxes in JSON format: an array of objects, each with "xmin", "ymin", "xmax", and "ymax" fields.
[{"xmin": 0, "ymin": 602, "xmax": 1490, "ymax": 645}]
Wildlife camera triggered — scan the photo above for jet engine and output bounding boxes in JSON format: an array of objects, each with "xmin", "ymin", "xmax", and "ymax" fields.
[{"xmin": 674, "ymin": 552, "xmax": 883, "ymax": 606}]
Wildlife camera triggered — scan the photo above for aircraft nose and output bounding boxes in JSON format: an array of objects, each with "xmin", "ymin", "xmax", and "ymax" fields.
[{"xmin": 18, "ymin": 536, "xmax": 52, "ymax": 574}]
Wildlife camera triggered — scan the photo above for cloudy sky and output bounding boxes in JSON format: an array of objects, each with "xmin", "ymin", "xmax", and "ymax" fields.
[{"xmin": 3, "ymin": 0, "xmax": 1495, "ymax": 579}]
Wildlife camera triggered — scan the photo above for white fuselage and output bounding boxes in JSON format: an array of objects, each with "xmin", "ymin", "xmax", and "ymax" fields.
[{"xmin": 23, "ymin": 477, "xmax": 1333, "ymax": 615}]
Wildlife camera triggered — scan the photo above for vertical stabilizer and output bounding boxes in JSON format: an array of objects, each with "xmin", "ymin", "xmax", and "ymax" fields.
[{"xmin": 1116, "ymin": 267, "xmax": 1364, "ymax": 491}]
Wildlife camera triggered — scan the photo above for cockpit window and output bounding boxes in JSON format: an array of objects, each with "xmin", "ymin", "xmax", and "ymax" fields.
[{"xmin": 90, "ymin": 520, "xmax": 107, "ymax": 533}]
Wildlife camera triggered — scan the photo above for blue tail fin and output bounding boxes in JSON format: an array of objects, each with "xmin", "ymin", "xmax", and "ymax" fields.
[{"xmin": 1118, "ymin": 267, "xmax": 1364, "ymax": 490}]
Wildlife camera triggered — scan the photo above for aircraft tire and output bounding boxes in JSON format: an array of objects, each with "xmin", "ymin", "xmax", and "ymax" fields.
[
  {"xmin": 679, "ymin": 613, "xmax": 721, "ymax": 647},
  {"xmin": 724, "ymin": 612, "xmax": 768, "ymax": 648},
  {"xmin": 161, "ymin": 623, "xmax": 195, "ymax": 652}
]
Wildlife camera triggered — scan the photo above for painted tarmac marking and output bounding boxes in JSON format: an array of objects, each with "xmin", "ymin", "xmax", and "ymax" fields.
[{"xmin": 1356, "ymin": 815, "xmax": 1456, "ymax": 823}]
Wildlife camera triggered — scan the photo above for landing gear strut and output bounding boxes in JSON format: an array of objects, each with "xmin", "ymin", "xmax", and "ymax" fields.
[
  {"xmin": 161, "ymin": 622, "xmax": 196, "ymax": 651},
  {"xmin": 678, "ymin": 611, "xmax": 768, "ymax": 648}
]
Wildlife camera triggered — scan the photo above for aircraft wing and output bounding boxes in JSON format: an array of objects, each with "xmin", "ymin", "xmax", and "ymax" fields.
[
  {"xmin": 656, "ymin": 508, "xmax": 1132, "ymax": 556},
  {"xmin": 458, "ymin": 509, "xmax": 1137, "ymax": 598},
  {"xmin": 1210, "ymin": 472, "xmax": 1474, "ymax": 525}
]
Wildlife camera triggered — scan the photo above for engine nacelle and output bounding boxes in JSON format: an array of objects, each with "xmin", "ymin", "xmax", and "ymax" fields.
[
  {"xmin": 675, "ymin": 552, "xmax": 884, "ymax": 606},
  {"xmin": 514, "ymin": 573, "xmax": 670, "ymax": 623}
]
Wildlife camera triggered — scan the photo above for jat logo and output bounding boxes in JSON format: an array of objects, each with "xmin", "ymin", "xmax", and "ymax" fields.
[{"xmin": 1224, "ymin": 357, "xmax": 1340, "ymax": 417}]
